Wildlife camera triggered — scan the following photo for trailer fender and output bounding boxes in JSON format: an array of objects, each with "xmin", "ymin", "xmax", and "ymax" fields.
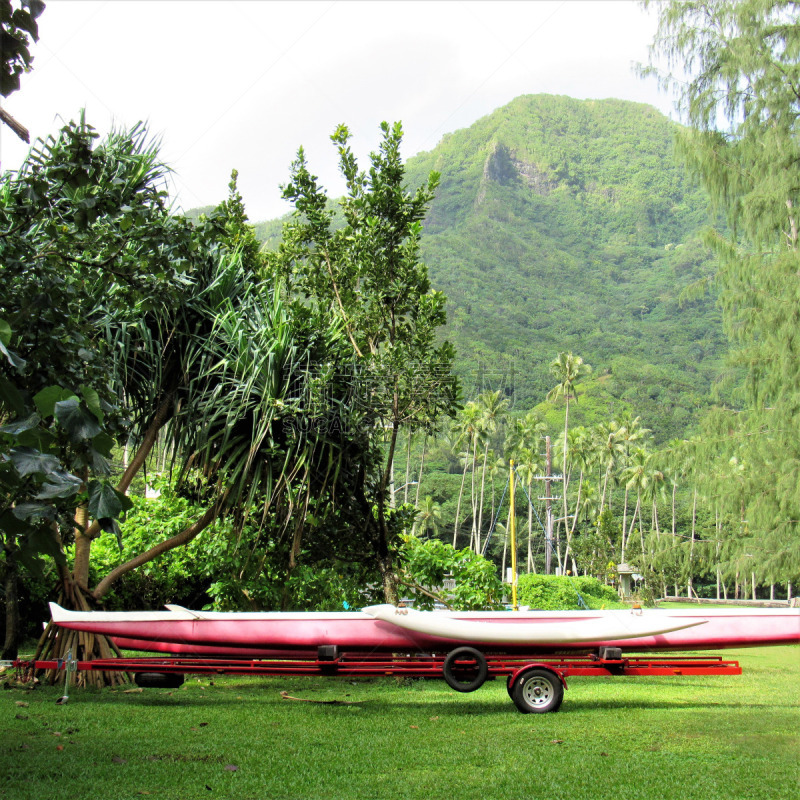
[{"xmin": 507, "ymin": 663, "xmax": 568, "ymax": 693}]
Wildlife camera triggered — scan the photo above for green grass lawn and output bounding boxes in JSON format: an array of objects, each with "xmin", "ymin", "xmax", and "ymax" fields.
[{"xmin": 2, "ymin": 646, "xmax": 798, "ymax": 800}]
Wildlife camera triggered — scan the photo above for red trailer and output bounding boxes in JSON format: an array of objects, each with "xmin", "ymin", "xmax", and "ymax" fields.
[{"xmin": 18, "ymin": 648, "xmax": 743, "ymax": 714}]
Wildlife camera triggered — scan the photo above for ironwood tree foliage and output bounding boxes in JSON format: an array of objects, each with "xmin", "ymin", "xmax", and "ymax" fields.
[{"xmin": 646, "ymin": 0, "xmax": 800, "ymax": 583}]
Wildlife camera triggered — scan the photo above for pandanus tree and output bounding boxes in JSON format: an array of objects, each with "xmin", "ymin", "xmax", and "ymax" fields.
[
  {"xmin": 0, "ymin": 117, "xmax": 368, "ymax": 675},
  {"xmin": 0, "ymin": 117, "xmax": 214, "ymax": 663}
]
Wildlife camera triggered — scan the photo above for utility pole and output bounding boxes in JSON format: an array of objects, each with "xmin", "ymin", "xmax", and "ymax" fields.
[{"xmin": 545, "ymin": 435, "xmax": 553, "ymax": 575}]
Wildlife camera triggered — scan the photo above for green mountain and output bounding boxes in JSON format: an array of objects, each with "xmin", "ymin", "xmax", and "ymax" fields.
[
  {"xmin": 403, "ymin": 95, "xmax": 725, "ymax": 440},
  {"xmin": 247, "ymin": 94, "xmax": 727, "ymax": 441}
]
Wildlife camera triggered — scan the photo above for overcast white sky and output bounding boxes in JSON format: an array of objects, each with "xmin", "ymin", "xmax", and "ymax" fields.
[{"xmin": 0, "ymin": 0, "xmax": 674, "ymax": 222}]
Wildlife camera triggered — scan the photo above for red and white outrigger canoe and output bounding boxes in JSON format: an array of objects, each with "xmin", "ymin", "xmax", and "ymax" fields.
[
  {"xmin": 32, "ymin": 602, "xmax": 799, "ymax": 713},
  {"xmin": 48, "ymin": 602, "xmax": 800, "ymax": 657}
]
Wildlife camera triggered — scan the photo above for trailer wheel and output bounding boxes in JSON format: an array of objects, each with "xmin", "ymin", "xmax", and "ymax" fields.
[
  {"xmin": 134, "ymin": 672, "xmax": 184, "ymax": 689},
  {"xmin": 511, "ymin": 668, "xmax": 563, "ymax": 713},
  {"xmin": 442, "ymin": 647, "xmax": 488, "ymax": 692}
]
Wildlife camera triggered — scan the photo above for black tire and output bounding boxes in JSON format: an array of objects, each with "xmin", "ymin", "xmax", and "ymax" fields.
[
  {"xmin": 511, "ymin": 668, "xmax": 563, "ymax": 713},
  {"xmin": 442, "ymin": 647, "xmax": 488, "ymax": 692},
  {"xmin": 506, "ymin": 674, "xmax": 514, "ymax": 699},
  {"xmin": 134, "ymin": 672, "xmax": 185, "ymax": 689}
]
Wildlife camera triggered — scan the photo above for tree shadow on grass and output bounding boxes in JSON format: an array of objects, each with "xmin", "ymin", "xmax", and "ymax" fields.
[{"xmin": 562, "ymin": 697, "xmax": 776, "ymax": 712}]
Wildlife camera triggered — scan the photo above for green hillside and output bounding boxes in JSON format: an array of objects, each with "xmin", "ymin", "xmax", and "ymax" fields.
[
  {"xmin": 248, "ymin": 94, "xmax": 728, "ymax": 441},
  {"xmin": 404, "ymin": 95, "xmax": 725, "ymax": 440}
]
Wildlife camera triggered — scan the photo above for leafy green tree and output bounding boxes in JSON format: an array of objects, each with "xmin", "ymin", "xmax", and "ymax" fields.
[
  {"xmin": 398, "ymin": 534, "xmax": 503, "ymax": 610},
  {"xmin": 647, "ymin": 0, "xmax": 800, "ymax": 584},
  {"xmin": 274, "ymin": 121, "xmax": 460, "ymax": 602}
]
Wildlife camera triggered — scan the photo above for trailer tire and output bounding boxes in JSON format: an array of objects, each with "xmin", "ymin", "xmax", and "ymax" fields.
[
  {"xmin": 511, "ymin": 668, "xmax": 563, "ymax": 713},
  {"xmin": 134, "ymin": 672, "xmax": 184, "ymax": 689},
  {"xmin": 442, "ymin": 647, "xmax": 488, "ymax": 692}
]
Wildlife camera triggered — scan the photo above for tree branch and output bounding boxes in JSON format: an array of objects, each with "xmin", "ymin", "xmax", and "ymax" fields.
[
  {"xmin": 83, "ymin": 392, "xmax": 175, "ymax": 541},
  {"xmin": 0, "ymin": 107, "xmax": 29, "ymax": 143},
  {"xmin": 396, "ymin": 578, "xmax": 453, "ymax": 610},
  {"xmin": 321, "ymin": 248, "xmax": 363, "ymax": 357},
  {"xmin": 91, "ymin": 497, "xmax": 224, "ymax": 600}
]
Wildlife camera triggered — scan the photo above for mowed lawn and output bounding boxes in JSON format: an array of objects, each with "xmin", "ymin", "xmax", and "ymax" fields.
[{"xmin": 2, "ymin": 645, "xmax": 798, "ymax": 800}]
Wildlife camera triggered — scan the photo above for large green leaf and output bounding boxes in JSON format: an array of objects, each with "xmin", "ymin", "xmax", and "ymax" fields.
[
  {"xmin": 8, "ymin": 447, "xmax": 61, "ymax": 477},
  {"xmin": 0, "ymin": 338, "xmax": 25, "ymax": 370},
  {"xmin": 12, "ymin": 502, "xmax": 57, "ymax": 522},
  {"xmin": 80, "ymin": 385, "xmax": 105, "ymax": 424},
  {"xmin": 33, "ymin": 386, "xmax": 76, "ymax": 418},
  {"xmin": 54, "ymin": 396, "xmax": 102, "ymax": 440},
  {"xmin": 0, "ymin": 412, "xmax": 41, "ymax": 436},
  {"xmin": 35, "ymin": 469, "xmax": 84, "ymax": 499},
  {"xmin": 90, "ymin": 431, "xmax": 115, "ymax": 458},
  {"xmin": 87, "ymin": 480, "xmax": 133, "ymax": 520}
]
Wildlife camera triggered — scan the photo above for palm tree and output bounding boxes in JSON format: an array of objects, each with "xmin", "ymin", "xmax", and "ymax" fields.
[
  {"xmin": 547, "ymin": 353, "xmax": 592, "ymax": 568},
  {"xmin": 415, "ymin": 495, "xmax": 442, "ymax": 539},
  {"xmin": 486, "ymin": 451, "xmax": 507, "ymax": 533},
  {"xmin": 561, "ymin": 425, "xmax": 593, "ymax": 573},
  {"xmin": 617, "ymin": 413, "xmax": 652, "ymax": 538},
  {"xmin": 511, "ymin": 446, "xmax": 544, "ymax": 572},
  {"xmin": 620, "ymin": 447, "xmax": 653, "ymax": 566},
  {"xmin": 504, "ymin": 410, "xmax": 546, "ymax": 572},
  {"xmin": 451, "ymin": 402, "xmax": 480, "ymax": 547},
  {"xmin": 593, "ymin": 419, "xmax": 627, "ymax": 518},
  {"xmin": 475, "ymin": 390, "xmax": 509, "ymax": 553}
]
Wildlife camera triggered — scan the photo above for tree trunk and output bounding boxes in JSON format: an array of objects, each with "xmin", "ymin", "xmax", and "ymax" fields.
[
  {"xmin": 453, "ymin": 448, "xmax": 470, "ymax": 548},
  {"xmin": 414, "ymin": 435, "xmax": 427, "ymax": 507},
  {"xmin": 1, "ymin": 556, "xmax": 19, "ymax": 660},
  {"xmin": 379, "ymin": 557, "xmax": 399, "ymax": 605},
  {"xmin": 403, "ymin": 431, "xmax": 412, "ymax": 504},
  {"xmin": 563, "ymin": 469, "xmax": 584, "ymax": 572},
  {"xmin": 72, "ymin": 478, "xmax": 91, "ymax": 589},
  {"xmin": 377, "ymin": 410, "xmax": 402, "ymax": 603},
  {"xmin": 527, "ymin": 479, "xmax": 534, "ymax": 572},
  {"xmin": 470, "ymin": 438, "xmax": 478, "ymax": 552},
  {"xmin": 34, "ymin": 585, "xmax": 130, "ymax": 688},
  {"xmin": 622, "ymin": 485, "xmax": 629, "ymax": 546},
  {"xmin": 476, "ymin": 441, "xmax": 489, "ymax": 554}
]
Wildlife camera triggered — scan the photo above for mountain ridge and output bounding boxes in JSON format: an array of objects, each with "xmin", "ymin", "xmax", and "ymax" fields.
[{"xmin": 244, "ymin": 94, "xmax": 726, "ymax": 441}]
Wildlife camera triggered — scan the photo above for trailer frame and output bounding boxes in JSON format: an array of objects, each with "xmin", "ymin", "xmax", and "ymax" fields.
[{"xmin": 13, "ymin": 650, "xmax": 743, "ymax": 714}]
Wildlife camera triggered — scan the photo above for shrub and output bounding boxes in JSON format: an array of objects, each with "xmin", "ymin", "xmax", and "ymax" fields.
[{"xmin": 516, "ymin": 573, "xmax": 625, "ymax": 610}]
